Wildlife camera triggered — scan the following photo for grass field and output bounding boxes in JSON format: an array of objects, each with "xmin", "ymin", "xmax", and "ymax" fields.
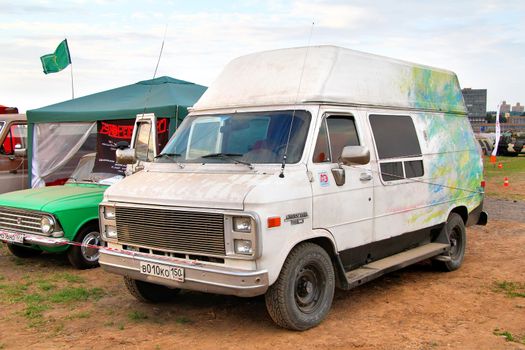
[{"xmin": 483, "ymin": 155, "xmax": 525, "ymax": 200}]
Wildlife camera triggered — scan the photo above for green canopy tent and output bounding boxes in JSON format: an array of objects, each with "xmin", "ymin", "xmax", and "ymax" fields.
[{"xmin": 26, "ymin": 76, "xmax": 206, "ymax": 187}]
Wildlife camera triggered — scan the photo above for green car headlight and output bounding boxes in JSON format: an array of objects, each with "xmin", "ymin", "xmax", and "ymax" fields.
[{"xmin": 41, "ymin": 216, "xmax": 55, "ymax": 234}]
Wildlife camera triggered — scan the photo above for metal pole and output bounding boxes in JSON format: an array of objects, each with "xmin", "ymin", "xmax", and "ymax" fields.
[{"xmin": 70, "ymin": 62, "xmax": 75, "ymax": 99}]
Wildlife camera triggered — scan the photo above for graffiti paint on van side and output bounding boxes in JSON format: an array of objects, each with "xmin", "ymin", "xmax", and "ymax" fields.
[{"xmin": 409, "ymin": 112, "xmax": 483, "ymax": 225}]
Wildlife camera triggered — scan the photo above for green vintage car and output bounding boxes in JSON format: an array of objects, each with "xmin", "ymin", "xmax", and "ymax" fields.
[{"xmin": 0, "ymin": 153, "xmax": 122, "ymax": 269}]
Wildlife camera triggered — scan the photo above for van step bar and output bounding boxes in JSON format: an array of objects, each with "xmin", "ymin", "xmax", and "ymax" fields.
[{"xmin": 343, "ymin": 243, "xmax": 449, "ymax": 290}]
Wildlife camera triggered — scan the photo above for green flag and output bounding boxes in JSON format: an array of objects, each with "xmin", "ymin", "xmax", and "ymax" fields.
[{"xmin": 40, "ymin": 39, "xmax": 71, "ymax": 74}]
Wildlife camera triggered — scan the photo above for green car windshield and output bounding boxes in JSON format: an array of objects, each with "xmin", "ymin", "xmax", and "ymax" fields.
[
  {"xmin": 67, "ymin": 154, "xmax": 122, "ymax": 185},
  {"xmin": 158, "ymin": 110, "xmax": 311, "ymax": 164}
]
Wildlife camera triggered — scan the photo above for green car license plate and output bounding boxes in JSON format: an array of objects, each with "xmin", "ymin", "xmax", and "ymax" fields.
[{"xmin": 0, "ymin": 230, "xmax": 24, "ymax": 244}]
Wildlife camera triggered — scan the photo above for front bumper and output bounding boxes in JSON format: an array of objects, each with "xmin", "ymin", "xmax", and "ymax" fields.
[
  {"xmin": 0, "ymin": 229, "xmax": 69, "ymax": 247},
  {"xmin": 99, "ymin": 248, "xmax": 269, "ymax": 298}
]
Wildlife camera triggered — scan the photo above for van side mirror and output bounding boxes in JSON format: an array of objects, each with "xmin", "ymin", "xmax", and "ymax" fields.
[
  {"xmin": 14, "ymin": 144, "xmax": 26, "ymax": 158},
  {"xmin": 116, "ymin": 141, "xmax": 130, "ymax": 150},
  {"xmin": 115, "ymin": 141, "xmax": 136, "ymax": 165},
  {"xmin": 340, "ymin": 146, "xmax": 370, "ymax": 165}
]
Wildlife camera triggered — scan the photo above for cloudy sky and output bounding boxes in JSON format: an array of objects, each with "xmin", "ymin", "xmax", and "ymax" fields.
[{"xmin": 1, "ymin": 0, "xmax": 523, "ymax": 112}]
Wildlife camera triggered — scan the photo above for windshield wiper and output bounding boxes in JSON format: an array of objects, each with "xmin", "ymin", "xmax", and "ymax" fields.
[
  {"xmin": 154, "ymin": 152, "xmax": 181, "ymax": 159},
  {"xmin": 154, "ymin": 152, "xmax": 184, "ymax": 168},
  {"xmin": 201, "ymin": 153, "xmax": 253, "ymax": 169}
]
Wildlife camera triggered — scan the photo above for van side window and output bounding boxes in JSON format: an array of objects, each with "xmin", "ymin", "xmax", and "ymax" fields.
[
  {"xmin": 312, "ymin": 119, "xmax": 330, "ymax": 162},
  {"xmin": 313, "ymin": 115, "xmax": 359, "ymax": 163},
  {"xmin": 369, "ymin": 115, "xmax": 424, "ymax": 182},
  {"xmin": 1, "ymin": 124, "xmax": 27, "ymax": 155}
]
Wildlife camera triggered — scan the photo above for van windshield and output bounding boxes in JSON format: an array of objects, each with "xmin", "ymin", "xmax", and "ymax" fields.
[{"xmin": 159, "ymin": 110, "xmax": 311, "ymax": 164}]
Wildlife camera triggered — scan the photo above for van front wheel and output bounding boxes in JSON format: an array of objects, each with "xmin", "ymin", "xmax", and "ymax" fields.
[
  {"xmin": 265, "ymin": 242, "xmax": 335, "ymax": 331},
  {"xmin": 124, "ymin": 277, "xmax": 180, "ymax": 303}
]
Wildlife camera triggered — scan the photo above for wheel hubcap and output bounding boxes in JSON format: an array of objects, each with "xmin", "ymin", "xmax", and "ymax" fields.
[
  {"xmin": 449, "ymin": 227, "xmax": 461, "ymax": 260},
  {"xmin": 81, "ymin": 231, "xmax": 101, "ymax": 262},
  {"xmin": 295, "ymin": 265, "xmax": 323, "ymax": 313}
]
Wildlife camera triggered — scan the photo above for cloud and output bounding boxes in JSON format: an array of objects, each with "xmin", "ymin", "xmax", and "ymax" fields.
[
  {"xmin": 0, "ymin": 0, "xmax": 524, "ymax": 111},
  {"xmin": 290, "ymin": 1, "xmax": 371, "ymax": 29}
]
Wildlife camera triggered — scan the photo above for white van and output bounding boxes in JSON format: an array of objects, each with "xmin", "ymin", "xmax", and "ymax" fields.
[{"xmin": 98, "ymin": 46, "xmax": 487, "ymax": 330}]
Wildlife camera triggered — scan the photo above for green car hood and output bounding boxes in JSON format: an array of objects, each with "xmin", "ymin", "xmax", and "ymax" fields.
[{"xmin": 0, "ymin": 183, "xmax": 107, "ymax": 213}]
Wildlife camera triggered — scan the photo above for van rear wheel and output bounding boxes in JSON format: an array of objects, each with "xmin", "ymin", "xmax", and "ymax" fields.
[
  {"xmin": 265, "ymin": 242, "xmax": 335, "ymax": 331},
  {"xmin": 124, "ymin": 277, "xmax": 180, "ymax": 303},
  {"xmin": 433, "ymin": 213, "xmax": 466, "ymax": 272}
]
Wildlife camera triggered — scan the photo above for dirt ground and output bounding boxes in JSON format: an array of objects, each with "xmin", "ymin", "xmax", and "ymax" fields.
[{"xmin": 0, "ymin": 198, "xmax": 524, "ymax": 350}]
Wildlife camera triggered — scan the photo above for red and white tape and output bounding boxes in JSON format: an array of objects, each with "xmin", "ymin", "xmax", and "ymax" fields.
[{"xmin": 1, "ymin": 235, "xmax": 202, "ymax": 266}]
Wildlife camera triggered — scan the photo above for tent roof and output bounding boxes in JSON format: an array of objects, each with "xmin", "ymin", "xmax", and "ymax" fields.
[
  {"xmin": 194, "ymin": 46, "xmax": 466, "ymax": 114},
  {"xmin": 27, "ymin": 76, "xmax": 207, "ymax": 123}
]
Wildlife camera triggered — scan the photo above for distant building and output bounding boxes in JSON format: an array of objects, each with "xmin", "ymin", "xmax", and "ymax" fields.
[
  {"xmin": 511, "ymin": 102, "xmax": 524, "ymax": 113},
  {"xmin": 508, "ymin": 115, "xmax": 525, "ymax": 125},
  {"xmin": 472, "ymin": 115, "xmax": 525, "ymax": 133},
  {"xmin": 462, "ymin": 88, "xmax": 487, "ymax": 124},
  {"xmin": 500, "ymin": 101, "xmax": 511, "ymax": 114}
]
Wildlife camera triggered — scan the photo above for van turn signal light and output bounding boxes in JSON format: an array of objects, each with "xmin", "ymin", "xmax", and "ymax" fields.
[{"xmin": 267, "ymin": 216, "xmax": 281, "ymax": 228}]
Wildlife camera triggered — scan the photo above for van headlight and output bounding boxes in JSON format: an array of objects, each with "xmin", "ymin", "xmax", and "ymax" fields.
[
  {"xmin": 104, "ymin": 206, "xmax": 116, "ymax": 220},
  {"xmin": 41, "ymin": 216, "xmax": 55, "ymax": 234},
  {"xmin": 225, "ymin": 214, "xmax": 258, "ymax": 258},
  {"xmin": 234, "ymin": 239, "xmax": 253, "ymax": 255},
  {"xmin": 105, "ymin": 225, "xmax": 118, "ymax": 239},
  {"xmin": 233, "ymin": 217, "xmax": 252, "ymax": 233}
]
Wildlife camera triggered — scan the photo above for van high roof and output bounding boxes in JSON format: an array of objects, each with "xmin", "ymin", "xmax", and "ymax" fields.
[{"xmin": 193, "ymin": 45, "xmax": 467, "ymax": 114}]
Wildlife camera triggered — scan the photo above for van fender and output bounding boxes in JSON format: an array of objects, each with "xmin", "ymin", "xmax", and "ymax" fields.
[
  {"xmin": 265, "ymin": 229, "xmax": 346, "ymax": 287},
  {"xmin": 444, "ymin": 205, "xmax": 469, "ymax": 226}
]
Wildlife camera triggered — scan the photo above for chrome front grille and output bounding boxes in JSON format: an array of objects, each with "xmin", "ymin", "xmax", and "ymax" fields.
[
  {"xmin": 0, "ymin": 207, "xmax": 42, "ymax": 234},
  {"xmin": 115, "ymin": 206, "xmax": 226, "ymax": 256}
]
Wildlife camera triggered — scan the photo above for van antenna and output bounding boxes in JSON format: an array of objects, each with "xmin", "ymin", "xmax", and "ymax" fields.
[
  {"xmin": 143, "ymin": 23, "xmax": 168, "ymax": 115},
  {"xmin": 141, "ymin": 23, "xmax": 168, "ymax": 161},
  {"xmin": 279, "ymin": 21, "xmax": 315, "ymax": 178}
]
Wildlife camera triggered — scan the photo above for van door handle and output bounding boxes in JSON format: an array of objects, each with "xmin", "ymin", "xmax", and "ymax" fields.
[{"xmin": 359, "ymin": 173, "xmax": 372, "ymax": 181}]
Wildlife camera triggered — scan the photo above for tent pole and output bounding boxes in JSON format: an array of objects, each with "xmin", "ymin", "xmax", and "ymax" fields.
[
  {"xmin": 70, "ymin": 62, "xmax": 75, "ymax": 99},
  {"xmin": 175, "ymin": 105, "xmax": 179, "ymax": 129}
]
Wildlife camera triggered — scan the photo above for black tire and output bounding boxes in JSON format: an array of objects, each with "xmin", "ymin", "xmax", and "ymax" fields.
[
  {"xmin": 67, "ymin": 225, "xmax": 101, "ymax": 270},
  {"xmin": 265, "ymin": 242, "xmax": 335, "ymax": 331},
  {"xmin": 124, "ymin": 276, "xmax": 180, "ymax": 303},
  {"xmin": 7, "ymin": 243, "xmax": 42, "ymax": 258},
  {"xmin": 433, "ymin": 213, "xmax": 466, "ymax": 272}
]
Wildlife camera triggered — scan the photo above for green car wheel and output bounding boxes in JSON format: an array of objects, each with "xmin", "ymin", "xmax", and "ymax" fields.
[{"xmin": 67, "ymin": 225, "xmax": 102, "ymax": 269}]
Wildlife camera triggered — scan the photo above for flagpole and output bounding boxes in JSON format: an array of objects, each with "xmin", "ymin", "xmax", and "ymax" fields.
[{"xmin": 70, "ymin": 62, "xmax": 75, "ymax": 99}]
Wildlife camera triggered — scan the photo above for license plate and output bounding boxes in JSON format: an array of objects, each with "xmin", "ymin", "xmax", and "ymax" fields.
[
  {"xmin": 139, "ymin": 261, "xmax": 184, "ymax": 282},
  {"xmin": 0, "ymin": 231, "xmax": 24, "ymax": 244}
]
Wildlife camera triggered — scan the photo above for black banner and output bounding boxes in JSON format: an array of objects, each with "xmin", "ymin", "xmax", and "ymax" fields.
[{"xmin": 93, "ymin": 118, "xmax": 170, "ymax": 174}]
